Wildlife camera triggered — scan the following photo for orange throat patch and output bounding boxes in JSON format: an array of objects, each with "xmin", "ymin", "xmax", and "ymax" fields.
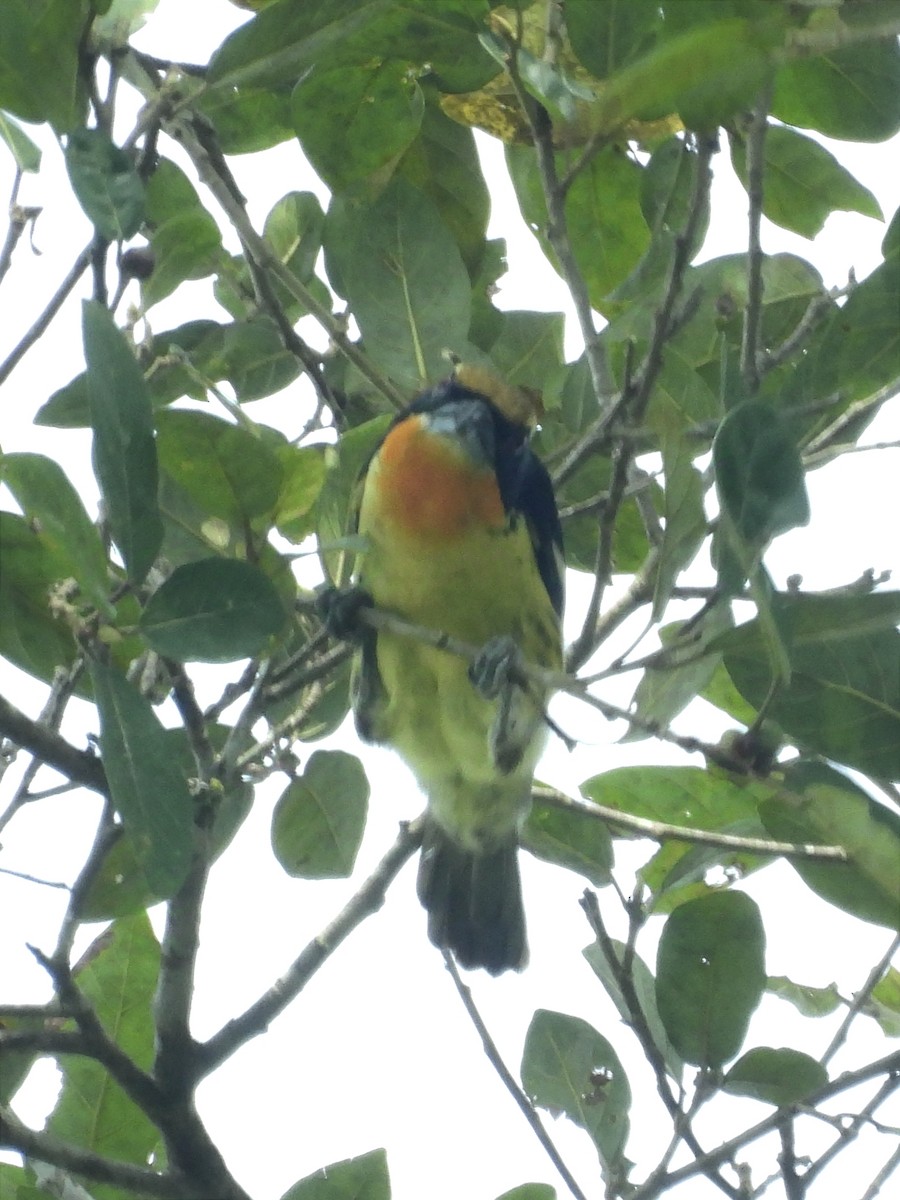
[{"xmin": 372, "ymin": 415, "xmax": 505, "ymax": 541}]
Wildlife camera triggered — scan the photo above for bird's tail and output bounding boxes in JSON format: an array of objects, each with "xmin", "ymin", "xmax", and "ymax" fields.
[{"xmin": 416, "ymin": 820, "xmax": 527, "ymax": 975}]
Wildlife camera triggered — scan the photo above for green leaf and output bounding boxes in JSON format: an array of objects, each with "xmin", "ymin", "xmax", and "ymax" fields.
[
  {"xmin": 723, "ymin": 1047, "xmax": 828, "ymax": 1106},
  {"xmin": 730, "ymin": 125, "xmax": 882, "ymax": 240},
  {"xmin": 140, "ymin": 558, "xmax": 287, "ymax": 663},
  {"xmin": 507, "ymin": 144, "xmax": 650, "ymax": 316},
  {"xmin": 0, "ymin": 1012, "xmax": 48, "ymax": 1105},
  {"xmin": 521, "ymin": 1009, "xmax": 630, "ymax": 1167},
  {"xmin": 76, "ymin": 831, "xmax": 157, "ymax": 921},
  {"xmin": 713, "ymin": 399, "xmax": 810, "ymax": 547},
  {"xmin": 155, "ymin": 409, "xmax": 283, "ymax": 524},
  {"xmin": 0, "ymin": 110, "xmax": 41, "ymax": 171},
  {"xmin": 626, "ymin": 608, "xmax": 732, "ymax": 740},
  {"xmin": 580, "ymin": 764, "xmax": 769, "ymax": 833},
  {"xmin": 291, "ymin": 58, "xmax": 424, "ymax": 193},
  {"xmin": 90, "ymin": 661, "xmax": 194, "ymax": 895},
  {"xmin": 1, "ymin": 452, "xmax": 111, "ymax": 614},
  {"xmin": 672, "ymin": 253, "xmax": 825, "ymax": 371},
  {"xmin": 35, "ymin": 371, "xmax": 92, "ymax": 427},
  {"xmin": 64, "ymin": 127, "xmax": 145, "ymax": 241},
  {"xmin": 396, "ymin": 94, "xmax": 489, "ymax": 275},
  {"xmin": 90, "ymin": 0, "xmax": 161, "ymax": 45},
  {"xmin": 141, "ymin": 158, "xmax": 222, "ymax": 305},
  {"xmin": 48, "ymin": 913, "xmax": 161, "ymax": 1175},
  {"xmin": 761, "ymin": 760, "xmax": 900, "ymax": 929},
  {"xmin": 142, "ymin": 211, "xmax": 222, "ymax": 307},
  {"xmin": 656, "ymin": 891, "xmax": 766, "ymax": 1067},
  {"xmin": 262, "ymin": 190, "xmax": 326, "ymax": 319},
  {"xmin": 766, "ymin": 975, "xmax": 841, "ymax": 1019},
  {"xmin": 869, "ymin": 968, "xmax": 900, "ymax": 1037},
  {"xmin": 0, "ymin": 0, "xmax": 86, "ymax": 131},
  {"xmin": 566, "ymin": 0, "xmax": 661, "ymax": 78},
  {"xmin": 0, "ymin": 512, "xmax": 81, "ymax": 687},
  {"xmin": 487, "ymin": 310, "xmax": 565, "ymax": 390},
  {"xmin": 198, "ymin": 82, "xmax": 294, "ymax": 155},
  {"xmin": 271, "ymin": 750, "xmax": 369, "ymax": 879},
  {"xmin": 884, "ymin": 203, "xmax": 900, "ymax": 260},
  {"xmin": 700, "ymin": 659, "xmax": 761, "ymax": 726},
  {"xmin": 807, "ymin": 256, "xmax": 900, "ymax": 407},
  {"xmin": 523, "ymin": 795, "xmax": 613, "ymax": 886},
  {"xmin": 213, "ymin": 316, "xmax": 304, "ymax": 402},
  {"xmin": 592, "ymin": 16, "xmax": 783, "ymax": 132},
  {"xmin": 0, "ymin": 1163, "xmax": 40, "ymax": 1198},
  {"xmin": 495, "ymin": 1187, "xmax": 556, "ymax": 1200},
  {"xmin": 281, "ymin": 1148, "xmax": 390, "ymax": 1200},
  {"xmin": 324, "ymin": 179, "xmax": 471, "ymax": 391},
  {"xmin": 83, "ymin": 300, "xmax": 163, "ymax": 583},
  {"xmin": 721, "ymin": 593, "xmax": 900, "ymax": 778},
  {"xmin": 209, "ymin": 0, "xmax": 496, "ymax": 94},
  {"xmin": 653, "ymin": 416, "xmax": 707, "ymax": 618},
  {"xmin": 772, "ymin": 37, "xmax": 900, "ymax": 142},
  {"xmin": 583, "ymin": 939, "xmax": 683, "ymax": 1082},
  {"xmin": 274, "ymin": 445, "xmax": 328, "ymax": 543}
]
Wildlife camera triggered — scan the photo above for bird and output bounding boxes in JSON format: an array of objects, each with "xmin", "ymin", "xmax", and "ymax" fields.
[{"xmin": 347, "ymin": 363, "xmax": 564, "ymax": 974}]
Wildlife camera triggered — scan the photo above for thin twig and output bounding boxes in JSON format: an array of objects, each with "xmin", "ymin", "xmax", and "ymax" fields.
[
  {"xmin": 580, "ymin": 895, "xmax": 744, "ymax": 1200},
  {"xmin": 740, "ymin": 86, "xmax": 773, "ymax": 396},
  {"xmin": 799, "ymin": 1073, "xmax": 900, "ymax": 1192},
  {"xmin": 630, "ymin": 1049, "xmax": 900, "ymax": 1199},
  {"xmin": 166, "ymin": 114, "xmax": 405, "ymax": 409},
  {"xmin": 504, "ymin": 31, "xmax": 613, "ymax": 412},
  {"xmin": 802, "ymin": 382, "xmax": 900, "ymax": 457},
  {"xmin": 0, "ymin": 244, "xmax": 93, "ymax": 387},
  {"xmin": 543, "ymin": 783, "xmax": 847, "ymax": 860},
  {"xmin": 859, "ymin": 1140, "xmax": 900, "ymax": 1200},
  {"xmin": 443, "ymin": 953, "xmax": 591, "ymax": 1200},
  {"xmin": 821, "ymin": 931, "xmax": 900, "ymax": 1067}
]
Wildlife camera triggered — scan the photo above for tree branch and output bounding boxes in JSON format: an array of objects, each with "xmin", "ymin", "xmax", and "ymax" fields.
[
  {"xmin": 505, "ymin": 40, "xmax": 614, "ymax": 415},
  {"xmin": 820, "ymin": 931, "xmax": 900, "ymax": 1067},
  {"xmin": 0, "ymin": 244, "xmax": 93, "ymax": 387},
  {"xmin": 0, "ymin": 1107, "xmax": 187, "ymax": 1200},
  {"xmin": 443, "ymin": 952, "xmax": 591, "ymax": 1200},
  {"xmin": 580, "ymin": 892, "xmax": 744, "ymax": 1200},
  {"xmin": 740, "ymin": 89, "xmax": 772, "ymax": 396},
  {"xmin": 535, "ymin": 786, "xmax": 847, "ymax": 863},
  {"xmin": 0, "ymin": 695, "xmax": 108, "ymax": 800},
  {"xmin": 195, "ymin": 816, "xmax": 422, "ymax": 1076},
  {"xmin": 630, "ymin": 1049, "xmax": 900, "ymax": 1198}
]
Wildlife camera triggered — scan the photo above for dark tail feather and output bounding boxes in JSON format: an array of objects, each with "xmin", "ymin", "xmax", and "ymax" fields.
[{"xmin": 416, "ymin": 821, "xmax": 527, "ymax": 975}]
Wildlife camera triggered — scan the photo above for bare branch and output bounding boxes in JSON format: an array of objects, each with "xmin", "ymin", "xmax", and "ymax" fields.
[
  {"xmin": 859, "ymin": 1140, "xmax": 900, "ymax": 1200},
  {"xmin": 580, "ymin": 892, "xmax": 745, "ymax": 1200},
  {"xmin": 443, "ymin": 953, "xmax": 591, "ymax": 1200},
  {"xmin": 0, "ymin": 244, "xmax": 93, "ymax": 387},
  {"xmin": 503, "ymin": 31, "xmax": 613, "ymax": 411},
  {"xmin": 196, "ymin": 817, "xmax": 422, "ymax": 1076},
  {"xmin": 538, "ymin": 782, "xmax": 847, "ymax": 858},
  {"xmin": 163, "ymin": 112, "xmax": 405, "ymax": 410},
  {"xmin": 740, "ymin": 89, "xmax": 773, "ymax": 396},
  {"xmin": 0, "ymin": 695, "xmax": 108, "ymax": 802},
  {"xmin": 821, "ymin": 931, "xmax": 900, "ymax": 1067},
  {"xmin": 0, "ymin": 1106, "xmax": 187, "ymax": 1199},
  {"xmin": 631, "ymin": 1049, "xmax": 900, "ymax": 1199}
]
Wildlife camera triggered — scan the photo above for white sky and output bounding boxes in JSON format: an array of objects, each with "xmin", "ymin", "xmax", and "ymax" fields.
[{"xmin": 1, "ymin": 4, "xmax": 899, "ymax": 1199}]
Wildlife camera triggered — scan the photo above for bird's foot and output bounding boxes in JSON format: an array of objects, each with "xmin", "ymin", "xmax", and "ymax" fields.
[
  {"xmin": 469, "ymin": 635, "xmax": 523, "ymax": 700},
  {"xmin": 316, "ymin": 585, "xmax": 373, "ymax": 642}
]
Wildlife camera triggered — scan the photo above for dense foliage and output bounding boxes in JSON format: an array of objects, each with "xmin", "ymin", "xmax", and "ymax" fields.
[{"xmin": 1, "ymin": 2, "xmax": 899, "ymax": 1199}]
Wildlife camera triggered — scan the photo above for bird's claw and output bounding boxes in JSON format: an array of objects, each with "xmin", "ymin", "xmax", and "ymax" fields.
[
  {"xmin": 316, "ymin": 585, "xmax": 374, "ymax": 642},
  {"xmin": 469, "ymin": 635, "xmax": 523, "ymax": 700}
]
